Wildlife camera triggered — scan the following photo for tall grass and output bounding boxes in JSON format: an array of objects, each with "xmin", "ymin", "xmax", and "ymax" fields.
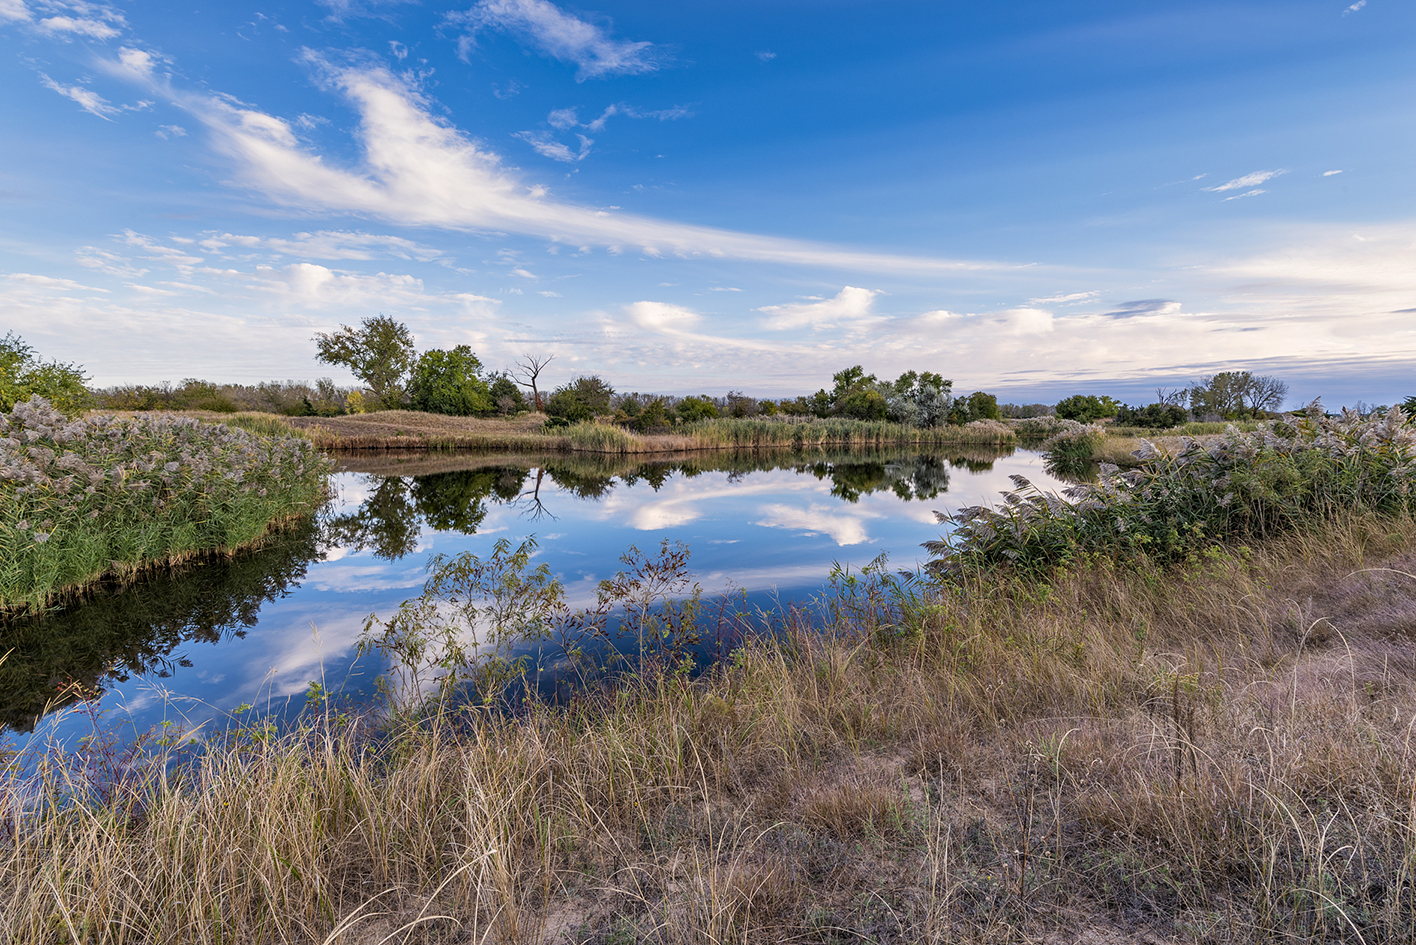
[
  {"xmin": 4, "ymin": 510, "xmax": 1416, "ymax": 941},
  {"xmin": 685, "ymin": 416, "xmax": 1016, "ymax": 449},
  {"xmin": 0, "ymin": 397, "xmax": 331, "ymax": 613}
]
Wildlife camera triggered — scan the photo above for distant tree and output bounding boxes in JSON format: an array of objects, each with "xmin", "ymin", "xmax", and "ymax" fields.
[
  {"xmin": 1055, "ymin": 394, "xmax": 1114, "ymax": 422},
  {"xmin": 0, "ymin": 333, "xmax": 91, "ymax": 416},
  {"xmin": 674, "ymin": 395, "xmax": 720, "ymax": 424},
  {"xmin": 407, "ymin": 346, "xmax": 493, "ymax": 416},
  {"xmin": 724, "ymin": 390, "xmax": 758, "ymax": 418},
  {"xmin": 313, "ymin": 315, "xmax": 415, "ymax": 409},
  {"xmin": 964, "ymin": 391, "xmax": 1001, "ymax": 421},
  {"xmin": 545, "ymin": 375, "xmax": 615, "ymax": 423},
  {"xmin": 511, "ymin": 353, "xmax": 556, "ymax": 412},
  {"xmin": 1402, "ymin": 395, "xmax": 1416, "ymax": 416},
  {"xmin": 1115, "ymin": 402, "xmax": 1188, "ymax": 429},
  {"xmin": 1187, "ymin": 371, "xmax": 1287, "ymax": 419}
]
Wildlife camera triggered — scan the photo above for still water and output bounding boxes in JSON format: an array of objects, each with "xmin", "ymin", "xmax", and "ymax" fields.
[{"xmin": 2, "ymin": 447, "xmax": 1068, "ymax": 745}]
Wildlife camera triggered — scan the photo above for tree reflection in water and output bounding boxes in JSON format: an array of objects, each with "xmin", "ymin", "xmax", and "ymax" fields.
[{"xmin": 0, "ymin": 517, "xmax": 324, "ymax": 733}]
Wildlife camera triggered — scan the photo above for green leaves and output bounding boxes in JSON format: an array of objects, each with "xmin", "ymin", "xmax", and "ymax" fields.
[{"xmin": 0, "ymin": 333, "xmax": 91, "ymax": 418}]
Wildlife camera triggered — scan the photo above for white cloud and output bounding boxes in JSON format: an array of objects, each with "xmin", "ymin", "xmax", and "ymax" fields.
[
  {"xmin": 97, "ymin": 53, "xmax": 991, "ymax": 275},
  {"xmin": 0, "ymin": 0, "xmax": 31, "ymax": 23},
  {"xmin": 758, "ymin": 286, "xmax": 880, "ymax": 331},
  {"xmin": 514, "ymin": 129, "xmax": 592, "ymax": 162},
  {"xmin": 155, "ymin": 123, "xmax": 186, "ymax": 139},
  {"xmin": 1204, "ymin": 169, "xmax": 1288, "ymax": 193},
  {"xmin": 1029, "ymin": 290, "xmax": 1097, "ymax": 305},
  {"xmin": 39, "ymin": 73, "xmax": 118, "ymax": 118},
  {"xmin": 1224, "ymin": 188, "xmax": 1267, "ymax": 201},
  {"xmin": 538, "ymin": 290, "xmax": 561, "ymax": 297},
  {"xmin": 755, "ymin": 50, "xmax": 776, "ymax": 62},
  {"xmin": 447, "ymin": 0, "xmax": 663, "ymax": 80},
  {"xmin": 626, "ymin": 300, "xmax": 699, "ymax": 333},
  {"xmin": 37, "ymin": 13, "xmax": 120, "ymax": 37},
  {"xmin": 1323, "ymin": 169, "xmax": 1344, "ymax": 176},
  {"xmin": 1344, "ymin": 0, "xmax": 1366, "ymax": 13},
  {"xmin": 196, "ymin": 229, "xmax": 442, "ymax": 261}
]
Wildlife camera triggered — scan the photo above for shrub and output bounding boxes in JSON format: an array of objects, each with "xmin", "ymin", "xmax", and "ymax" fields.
[
  {"xmin": 1039, "ymin": 423, "xmax": 1106, "ymax": 464},
  {"xmin": 1054, "ymin": 394, "xmax": 1116, "ymax": 422},
  {"xmin": 546, "ymin": 375, "xmax": 615, "ymax": 423},
  {"xmin": 407, "ymin": 346, "xmax": 493, "ymax": 417},
  {"xmin": 674, "ymin": 395, "xmax": 719, "ymax": 424},
  {"xmin": 487, "ymin": 374, "xmax": 527, "ymax": 415},
  {"xmin": 927, "ymin": 405, "xmax": 1416, "ymax": 576},
  {"xmin": 0, "ymin": 334, "xmax": 91, "ymax": 417},
  {"xmin": 1115, "ymin": 402, "xmax": 1188, "ymax": 429}
]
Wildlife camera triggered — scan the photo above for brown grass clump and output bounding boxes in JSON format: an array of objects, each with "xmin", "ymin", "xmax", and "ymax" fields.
[{"xmin": 6, "ymin": 511, "xmax": 1416, "ymax": 941}]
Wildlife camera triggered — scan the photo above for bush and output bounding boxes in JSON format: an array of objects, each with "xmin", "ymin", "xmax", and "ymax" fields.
[
  {"xmin": 546, "ymin": 376, "xmax": 615, "ymax": 423},
  {"xmin": 487, "ymin": 374, "xmax": 528, "ymax": 415},
  {"xmin": 927, "ymin": 405, "xmax": 1416, "ymax": 576},
  {"xmin": 674, "ymin": 395, "xmax": 719, "ymax": 424},
  {"xmin": 1039, "ymin": 423, "xmax": 1106, "ymax": 464},
  {"xmin": 1054, "ymin": 394, "xmax": 1116, "ymax": 422},
  {"xmin": 0, "ymin": 334, "xmax": 91, "ymax": 417},
  {"xmin": 1115, "ymin": 402, "xmax": 1188, "ymax": 429},
  {"xmin": 407, "ymin": 346, "xmax": 493, "ymax": 417}
]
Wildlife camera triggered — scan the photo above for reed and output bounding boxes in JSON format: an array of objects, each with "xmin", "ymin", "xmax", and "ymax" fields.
[
  {"xmin": 0, "ymin": 398, "xmax": 331, "ymax": 613},
  {"xmin": 4, "ymin": 509, "xmax": 1416, "ymax": 942}
]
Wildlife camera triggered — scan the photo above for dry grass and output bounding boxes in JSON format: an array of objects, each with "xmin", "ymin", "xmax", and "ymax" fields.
[{"xmin": 6, "ymin": 512, "xmax": 1416, "ymax": 941}]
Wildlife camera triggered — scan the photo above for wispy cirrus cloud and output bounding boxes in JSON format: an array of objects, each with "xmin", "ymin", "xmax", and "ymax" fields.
[
  {"xmin": 445, "ymin": 0, "xmax": 664, "ymax": 80},
  {"xmin": 514, "ymin": 129, "xmax": 593, "ymax": 162},
  {"xmin": 96, "ymin": 50, "xmax": 996, "ymax": 275},
  {"xmin": 39, "ymin": 72, "xmax": 119, "ymax": 117},
  {"xmin": 1203, "ymin": 169, "xmax": 1288, "ymax": 193}
]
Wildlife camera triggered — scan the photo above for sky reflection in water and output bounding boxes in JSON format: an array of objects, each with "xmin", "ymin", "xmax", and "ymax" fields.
[{"xmin": 3, "ymin": 448, "xmax": 1069, "ymax": 746}]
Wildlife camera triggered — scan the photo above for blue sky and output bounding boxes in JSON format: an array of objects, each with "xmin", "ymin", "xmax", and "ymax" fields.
[{"xmin": 1, "ymin": 0, "xmax": 1413, "ymax": 405}]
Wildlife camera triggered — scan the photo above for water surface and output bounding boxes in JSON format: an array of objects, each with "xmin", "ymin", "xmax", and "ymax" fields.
[{"xmin": 2, "ymin": 447, "xmax": 1068, "ymax": 744}]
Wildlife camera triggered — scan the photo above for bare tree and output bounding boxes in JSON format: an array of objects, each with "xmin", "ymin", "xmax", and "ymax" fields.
[
  {"xmin": 1155, "ymin": 386, "xmax": 1187, "ymax": 407},
  {"xmin": 511, "ymin": 354, "xmax": 555, "ymax": 412},
  {"xmin": 1246, "ymin": 375, "xmax": 1288, "ymax": 413}
]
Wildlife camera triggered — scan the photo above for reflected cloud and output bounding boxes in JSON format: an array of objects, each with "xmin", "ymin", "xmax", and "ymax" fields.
[{"xmin": 754, "ymin": 503, "xmax": 875, "ymax": 546}]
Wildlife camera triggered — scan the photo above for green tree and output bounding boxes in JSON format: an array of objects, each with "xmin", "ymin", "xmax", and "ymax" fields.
[
  {"xmin": 407, "ymin": 346, "xmax": 493, "ymax": 416},
  {"xmin": 675, "ymin": 395, "xmax": 719, "ymax": 423},
  {"xmin": 545, "ymin": 375, "xmax": 615, "ymax": 422},
  {"xmin": 313, "ymin": 315, "xmax": 415, "ymax": 409},
  {"xmin": 1188, "ymin": 371, "xmax": 1287, "ymax": 419},
  {"xmin": 0, "ymin": 333, "xmax": 90, "ymax": 416},
  {"xmin": 487, "ymin": 373, "xmax": 528, "ymax": 414},
  {"xmin": 1055, "ymin": 394, "xmax": 1113, "ymax": 422},
  {"xmin": 965, "ymin": 391, "xmax": 1001, "ymax": 421}
]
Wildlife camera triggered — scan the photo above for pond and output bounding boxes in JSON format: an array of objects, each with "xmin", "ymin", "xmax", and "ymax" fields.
[{"xmin": 1, "ymin": 447, "xmax": 1069, "ymax": 747}]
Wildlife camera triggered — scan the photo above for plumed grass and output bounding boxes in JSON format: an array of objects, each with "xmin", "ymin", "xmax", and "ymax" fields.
[{"xmin": 0, "ymin": 397, "xmax": 331, "ymax": 613}]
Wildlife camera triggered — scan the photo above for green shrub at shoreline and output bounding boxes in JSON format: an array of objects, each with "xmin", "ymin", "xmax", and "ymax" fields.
[{"xmin": 0, "ymin": 397, "xmax": 331, "ymax": 613}]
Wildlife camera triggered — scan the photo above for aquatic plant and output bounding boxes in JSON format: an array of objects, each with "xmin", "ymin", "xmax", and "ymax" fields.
[
  {"xmin": 929, "ymin": 405, "xmax": 1416, "ymax": 575},
  {"xmin": 0, "ymin": 397, "xmax": 331, "ymax": 612}
]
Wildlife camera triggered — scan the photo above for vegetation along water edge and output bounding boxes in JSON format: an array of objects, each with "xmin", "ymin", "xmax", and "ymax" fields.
[{"xmin": 0, "ymin": 397, "xmax": 331, "ymax": 615}]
